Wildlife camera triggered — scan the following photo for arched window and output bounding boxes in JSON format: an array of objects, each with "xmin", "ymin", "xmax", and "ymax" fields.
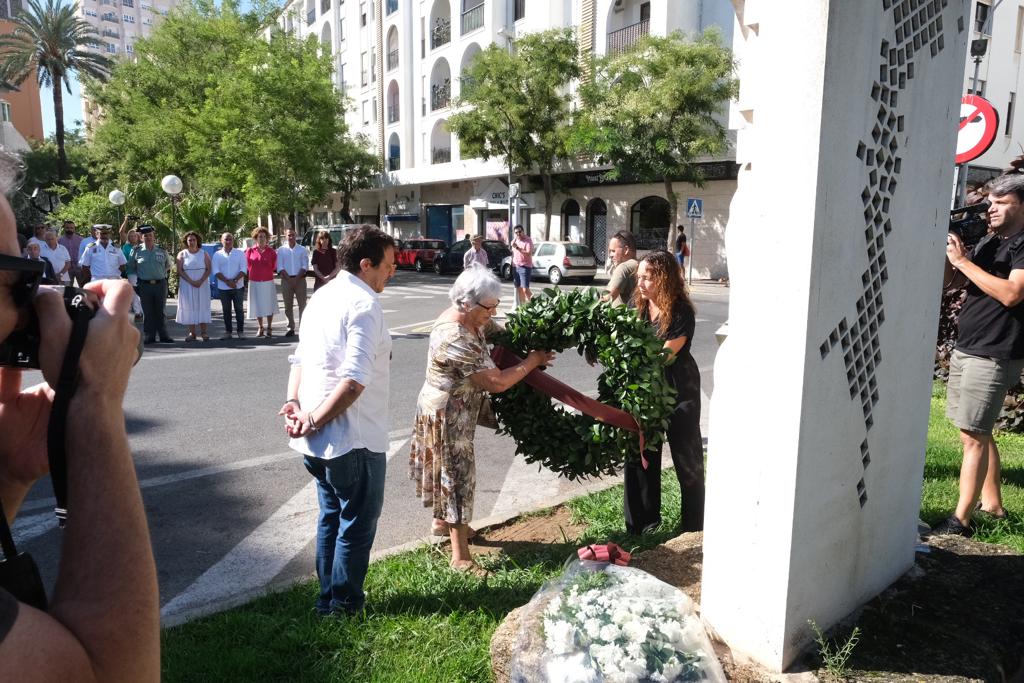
[
  {"xmin": 586, "ymin": 198, "xmax": 608, "ymax": 264},
  {"xmin": 431, "ymin": 119, "xmax": 451, "ymax": 164},
  {"xmin": 429, "ymin": 0, "xmax": 451, "ymax": 49},
  {"xmin": 459, "ymin": 43, "xmax": 481, "ymax": 97},
  {"xmin": 430, "ymin": 58, "xmax": 451, "ymax": 111},
  {"xmin": 630, "ymin": 196, "xmax": 671, "ymax": 250},
  {"xmin": 387, "ymin": 80, "xmax": 400, "ymax": 124},
  {"xmin": 388, "ymin": 132, "xmax": 401, "ymax": 171},
  {"xmin": 386, "ymin": 26, "xmax": 399, "ymax": 71},
  {"xmin": 561, "ymin": 199, "xmax": 581, "ymax": 242}
]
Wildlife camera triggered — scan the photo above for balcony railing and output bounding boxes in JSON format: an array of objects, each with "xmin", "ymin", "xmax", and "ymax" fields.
[
  {"xmin": 387, "ymin": 49, "xmax": 398, "ymax": 71},
  {"xmin": 387, "ymin": 104, "xmax": 399, "ymax": 123},
  {"xmin": 461, "ymin": 3, "xmax": 484, "ymax": 35},
  {"xmin": 430, "ymin": 18, "xmax": 451, "ymax": 49},
  {"xmin": 431, "ymin": 147, "xmax": 451, "ymax": 164},
  {"xmin": 430, "ymin": 81, "xmax": 450, "ymax": 110},
  {"xmin": 385, "ymin": 0, "xmax": 397, "ymax": 15},
  {"xmin": 387, "ymin": 156, "xmax": 400, "ymax": 171},
  {"xmin": 607, "ymin": 19, "xmax": 649, "ymax": 54},
  {"xmin": 460, "ymin": 75, "xmax": 476, "ymax": 98},
  {"xmin": 320, "ymin": 0, "xmax": 329, "ymax": 14},
  {"xmin": 306, "ymin": 7, "xmax": 315, "ymax": 25}
]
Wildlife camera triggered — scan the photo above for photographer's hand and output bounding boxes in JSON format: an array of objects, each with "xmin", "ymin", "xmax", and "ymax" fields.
[
  {"xmin": 0, "ymin": 369, "xmax": 53, "ymax": 521},
  {"xmin": 946, "ymin": 232, "xmax": 970, "ymax": 269}
]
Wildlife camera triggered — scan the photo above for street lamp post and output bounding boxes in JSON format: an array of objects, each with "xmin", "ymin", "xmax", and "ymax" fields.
[
  {"xmin": 161, "ymin": 174, "xmax": 183, "ymax": 241},
  {"xmin": 108, "ymin": 189, "xmax": 125, "ymax": 228}
]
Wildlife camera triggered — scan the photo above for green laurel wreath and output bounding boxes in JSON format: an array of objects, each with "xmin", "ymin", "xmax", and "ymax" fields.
[{"xmin": 491, "ymin": 287, "xmax": 677, "ymax": 480}]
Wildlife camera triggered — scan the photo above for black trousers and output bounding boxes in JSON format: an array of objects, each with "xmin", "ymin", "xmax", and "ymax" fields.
[
  {"xmin": 623, "ymin": 388, "xmax": 705, "ymax": 533},
  {"xmin": 219, "ymin": 288, "xmax": 245, "ymax": 333},
  {"xmin": 138, "ymin": 280, "xmax": 169, "ymax": 340}
]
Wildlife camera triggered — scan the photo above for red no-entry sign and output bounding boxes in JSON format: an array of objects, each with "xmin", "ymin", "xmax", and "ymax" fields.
[{"xmin": 956, "ymin": 94, "xmax": 999, "ymax": 165}]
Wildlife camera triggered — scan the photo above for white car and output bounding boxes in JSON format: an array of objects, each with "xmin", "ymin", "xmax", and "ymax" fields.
[{"xmin": 501, "ymin": 241, "xmax": 598, "ymax": 285}]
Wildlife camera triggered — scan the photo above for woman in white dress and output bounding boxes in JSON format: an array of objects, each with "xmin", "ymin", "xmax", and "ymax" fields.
[{"xmin": 176, "ymin": 231, "xmax": 213, "ymax": 341}]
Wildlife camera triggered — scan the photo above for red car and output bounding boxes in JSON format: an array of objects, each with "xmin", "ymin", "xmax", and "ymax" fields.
[{"xmin": 397, "ymin": 238, "xmax": 447, "ymax": 271}]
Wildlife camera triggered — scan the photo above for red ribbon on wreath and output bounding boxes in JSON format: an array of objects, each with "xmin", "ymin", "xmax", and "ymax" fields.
[
  {"xmin": 491, "ymin": 346, "xmax": 648, "ymax": 469},
  {"xmin": 577, "ymin": 542, "xmax": 632, "ymax": 566}
]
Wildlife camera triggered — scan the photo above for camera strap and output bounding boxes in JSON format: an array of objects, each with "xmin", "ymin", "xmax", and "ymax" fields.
[{"xmin": 46, "ymin": 287, "xmax": 93, "ymax": 526}]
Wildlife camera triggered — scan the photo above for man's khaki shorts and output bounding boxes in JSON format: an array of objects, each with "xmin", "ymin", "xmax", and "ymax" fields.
[{"xmin": 946, "ymin": 349, "xmax": 1024, "ymax": 434}]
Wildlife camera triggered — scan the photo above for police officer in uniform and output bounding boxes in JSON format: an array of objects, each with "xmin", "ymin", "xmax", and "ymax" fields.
[{"xmin": 130, "ymin": 225, "xmax": 175, "ymax": 344}]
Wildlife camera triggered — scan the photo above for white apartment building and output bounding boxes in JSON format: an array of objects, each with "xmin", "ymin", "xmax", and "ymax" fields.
[
  {"xmin": 961, "ymin": 0, "xmax": 1024, "ymax": 185},
  {"xmin": 79, "ymin": 0, "xmax": 182, "ymax": 131},
  {"xmin": 277, "ymin": 0, "xmax": 736, "ymax": 275}
]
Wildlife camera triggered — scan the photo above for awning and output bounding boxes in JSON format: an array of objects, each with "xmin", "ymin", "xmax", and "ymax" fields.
[{"xmin": 385, "ymin": 214, "xmax": 420, "ymax": 222}]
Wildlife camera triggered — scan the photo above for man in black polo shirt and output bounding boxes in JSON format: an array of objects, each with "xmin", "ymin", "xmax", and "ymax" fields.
[{"xmin": 936, "ymin": 174, "xmax": 1024, "ymax": 536}]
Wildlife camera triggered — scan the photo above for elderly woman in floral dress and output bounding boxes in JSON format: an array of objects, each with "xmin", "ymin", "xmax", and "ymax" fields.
[{"xmin": 409, "ymin": 263, "xmax": 554, "ymax": 574}]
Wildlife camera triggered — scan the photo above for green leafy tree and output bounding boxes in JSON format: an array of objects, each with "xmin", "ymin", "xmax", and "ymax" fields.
[
  {"xmin": 448, "ymin": 28, "xmax": 580, "ymax": 238},
  {"xmin": 326, "ymin": 133, "xmax": 381, "ymax": 223},
  {"xmin": 0, "ymin": 0, "xmax": 113, "ymax": 180},
  {"xmin": 574, "ymin": 30, "xmax": 738, "ymax": 248},
  {"xmin": 90, "ymin": 0, "xmax": 346, "ymax": 217}
]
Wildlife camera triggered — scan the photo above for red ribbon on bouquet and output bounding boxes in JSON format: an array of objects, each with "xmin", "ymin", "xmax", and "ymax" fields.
[
  {"xmin": 490, "ymin": 346, "xmax": 648, "ymax": 468},
  {"xmin": 577, "ymin": 542, "xmax": 632, "ymax": 566}
]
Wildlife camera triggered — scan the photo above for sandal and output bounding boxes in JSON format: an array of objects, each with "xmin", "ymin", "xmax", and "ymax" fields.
[
  {"xmin": 257, "ymin": 329, "xmax": 266, "ymax": 337},
  {"xmin": 184, "ymin": 334, "xmax": 196, "ymax": 343},
  {"xmin": 431, "ymin": 522, "xmax": 477, "ymax": 539},
  {"xmin": 450, "ymin": 560, "xmax": 489, "ymax": 578},
  {"xmin": 201, "ymin": 334, "xmax": 209, "ymax": 342},
  {"xmin": 974, "ymin": 501, "xmax": 1008, "ymax": 520}
]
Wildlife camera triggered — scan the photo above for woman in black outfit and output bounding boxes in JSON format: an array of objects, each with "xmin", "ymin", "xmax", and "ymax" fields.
[{"xmin": 624, "ymin": 249, "xmax": 704, "ymax": 534}]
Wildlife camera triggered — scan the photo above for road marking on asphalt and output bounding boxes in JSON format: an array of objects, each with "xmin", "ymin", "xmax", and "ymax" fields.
[
  {"xmin": 17, "ymin": 428, "xmax": 415, "ymax": 518},
  {"xmin": 159, "ymin": 434, "xmax": 411, "ymax": 626},
  {"xmin": 139, "ymin": 342, "xmax": 295, "ymax": 362}
]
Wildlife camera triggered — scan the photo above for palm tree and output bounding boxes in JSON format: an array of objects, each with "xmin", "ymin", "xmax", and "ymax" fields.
[{"xmin": 0, "ymin": 0, "xmax": 112, "ymax": 181}]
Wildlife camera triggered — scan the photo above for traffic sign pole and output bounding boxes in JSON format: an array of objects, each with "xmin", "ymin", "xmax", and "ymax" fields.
[{"xmin": 688, "ymin": 217, "xmax": 695, "ymax": 284}]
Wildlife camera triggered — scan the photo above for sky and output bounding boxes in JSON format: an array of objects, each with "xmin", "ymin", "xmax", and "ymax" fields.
[{"xmin": 40, "ymin": 78, "xmax": 84, "ymax": 138}]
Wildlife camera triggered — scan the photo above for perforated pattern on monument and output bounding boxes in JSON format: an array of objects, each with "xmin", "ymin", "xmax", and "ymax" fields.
[{"xmin": 818, "ymin": 0, "xmax": 962, "ymax": 508}]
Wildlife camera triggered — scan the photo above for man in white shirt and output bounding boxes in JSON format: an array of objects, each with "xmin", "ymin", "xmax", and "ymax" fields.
[
  {"xmin": 80, "ymin": 225, "xmax": 127, "ymax": 281},
  {"xmin": 277, "ymin": 228, "xmax": 310, "ymax": 337},
  {"xmin": 40, "ymin": 228, "xmax": 71, "ymax": 283},
  {"xmin": 279, "ymin": 226, "xmax": 396, "ymax": 616},
  {"xmin": 212, "ymin": 232, "xmax": 248, "ymax": 339},
  {"xmin": 463, "ymin": 234, "xmax": 489, "ymax": 270},
  {"xmin": 77, "ymin": 225, "xmax": 100, "ymax": 276}
]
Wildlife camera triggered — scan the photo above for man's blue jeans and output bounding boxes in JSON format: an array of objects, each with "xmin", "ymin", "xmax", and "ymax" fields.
[{"xmin": 303, "ymin": 449, "xmax": 386, "ymax": 614}]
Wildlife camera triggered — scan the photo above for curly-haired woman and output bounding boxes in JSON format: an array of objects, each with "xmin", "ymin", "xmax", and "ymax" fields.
[
  {"xmin": 175, "ymin": 231, "xmax": 212, "ymax": 341},
  {"xmin": 626, "ymin": 248, "xmax": 704, "ymax": 534}
]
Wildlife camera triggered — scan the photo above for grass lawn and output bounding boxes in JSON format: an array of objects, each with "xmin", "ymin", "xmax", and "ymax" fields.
[
  {"xmin": 162, "ymin": 387, "xmax": 1024, "ymax": 681},
  {"xmin": 921, "ymin": 382, "xmax": 1024, "ymax": 553}
]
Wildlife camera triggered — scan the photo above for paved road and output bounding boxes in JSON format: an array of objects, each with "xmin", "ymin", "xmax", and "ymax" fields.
[{"xmin": 12, "ymin": 270, "xmax": 728, "ymax": 624}]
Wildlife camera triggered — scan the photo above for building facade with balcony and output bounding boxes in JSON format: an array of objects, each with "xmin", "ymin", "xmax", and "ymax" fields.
[
  {"xmin": 79, "ymin": 0, "xmax": 185, "ymax": 132},
  {"xmin": 277, "ymin": 0, "xmax": 737, "ymax": 277},
  {"xmin": 958, "ymin": 0, "xmax": 1024, "ymax": 186}
]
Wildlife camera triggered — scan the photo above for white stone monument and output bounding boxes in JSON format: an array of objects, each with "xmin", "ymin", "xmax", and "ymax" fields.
[{"xmin": 702, "ymin": 0, "xmax": 970, "ymax": 670}]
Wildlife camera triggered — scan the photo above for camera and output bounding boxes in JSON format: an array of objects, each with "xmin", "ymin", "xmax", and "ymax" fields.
[
  {"xmin": 0, "ymin": 286, "xmax": 96, "ymax": 369},
  {"xmin": 949, "ymin": 199, "xmax": 991, "ymax": 248}
]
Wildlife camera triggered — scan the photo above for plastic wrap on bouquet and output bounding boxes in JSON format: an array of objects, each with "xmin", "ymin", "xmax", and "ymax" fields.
[{"xmin": 510, "ymin": 559, "xmax": 725, "ymax": 683}]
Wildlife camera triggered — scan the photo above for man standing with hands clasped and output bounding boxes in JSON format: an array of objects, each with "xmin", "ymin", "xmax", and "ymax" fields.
[
  {"xmin": 213, "ymin": 232, "xmax": 247, "ymax": 339},
  {"xmin": 279, "ymin": 226, "xmax": 396, "ymax": 616},
  {"xmin": 277, "ymin": 228, "xmax": 309, "ymax": 337},
  {"xmin": 936, "ymin": 174, "xmax": 1024, "ymax": 536}
]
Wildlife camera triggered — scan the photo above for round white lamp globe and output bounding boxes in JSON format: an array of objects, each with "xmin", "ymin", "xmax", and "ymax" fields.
[
  {"xmin": 108, "ymin": 189, "xmax": 126, "ymax": 206},
  {"xmin": 161, "ymin": 175, "xmax": 183, "ymax": 195}
]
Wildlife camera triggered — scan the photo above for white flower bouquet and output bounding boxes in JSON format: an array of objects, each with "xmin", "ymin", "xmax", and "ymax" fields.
[{"xmin": 510, "ymin": 560, "xmax": 725, "ymax": 683}]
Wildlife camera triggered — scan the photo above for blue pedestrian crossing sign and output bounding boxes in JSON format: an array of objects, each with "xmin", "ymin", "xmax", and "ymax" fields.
[{"xmin": 686, "ymin": 198, "xmax": 703, "ymax": 219}]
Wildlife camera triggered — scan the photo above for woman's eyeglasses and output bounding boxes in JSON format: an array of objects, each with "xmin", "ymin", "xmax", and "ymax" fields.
[{"xmin": 475, "ymin": 300, "xmax": 499, "ymax": 313}]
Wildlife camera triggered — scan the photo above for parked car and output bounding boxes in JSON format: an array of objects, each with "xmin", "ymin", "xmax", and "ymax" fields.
[
  {"xmin": 433, "ymin": 238, "xmax": 511, "ymax": 275},
  {"xmin": 501, "ymin": 241, "xmax": 597, "ymax": 285},
  {"xmin": 299, "ymin": 224, "xmax": 362, "ymax": 249},
  {"xmin": 397, "ymin": 238, "xmax": 447, "ymax": 271}
]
